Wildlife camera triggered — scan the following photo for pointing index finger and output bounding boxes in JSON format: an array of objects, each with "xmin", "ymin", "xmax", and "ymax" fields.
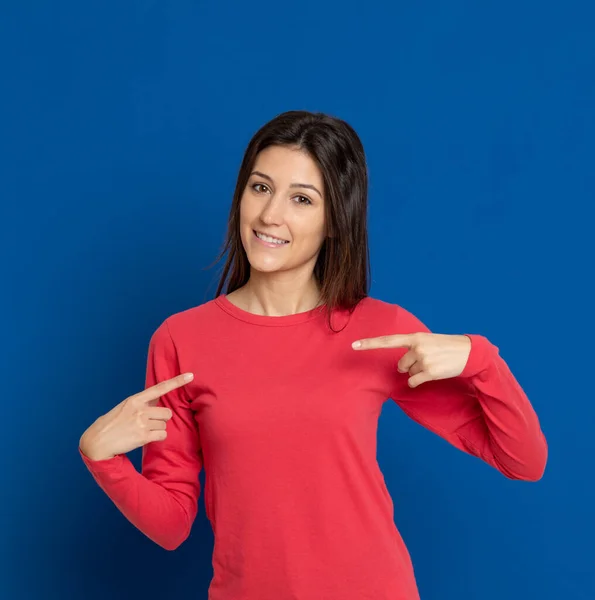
[
  {"xmin": 134, "ymin": 372, "xmax": 194, "ymax": 403},
  {"xmin": 352, "ymin": 334, "xmax": 416, "ymax": 350}
]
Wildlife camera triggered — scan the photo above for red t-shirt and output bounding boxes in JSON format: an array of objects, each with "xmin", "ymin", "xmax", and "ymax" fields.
[{"xmin": 80, "ymin": 294, "xmax": 547, "ymax": 599}]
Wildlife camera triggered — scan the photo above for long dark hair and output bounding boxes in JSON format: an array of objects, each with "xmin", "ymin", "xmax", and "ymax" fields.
[{"xmin": 213, "ymin": 110, "xmax": 370, "ymax": 328}]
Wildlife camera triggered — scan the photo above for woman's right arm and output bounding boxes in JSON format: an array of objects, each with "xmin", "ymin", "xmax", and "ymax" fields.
[{"xmin": 79, "ymin": 320, "xmax": 203, "ymax": 551}]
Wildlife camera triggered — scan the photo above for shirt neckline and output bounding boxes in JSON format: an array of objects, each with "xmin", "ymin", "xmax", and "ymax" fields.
[{"xmin": 214, "ymin": 293, "xmax": 328, "ymax": 327}]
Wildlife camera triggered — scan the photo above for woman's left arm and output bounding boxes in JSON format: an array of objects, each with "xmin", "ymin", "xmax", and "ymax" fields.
[{"xmin": 352, "ymin": 306, "xmax": 548, "ymax": 481}]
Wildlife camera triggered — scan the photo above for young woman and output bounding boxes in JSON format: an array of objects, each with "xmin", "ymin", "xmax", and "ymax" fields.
[{"xmin": 79, "ymin": 110, "xmax": 548, "ymax": 600}]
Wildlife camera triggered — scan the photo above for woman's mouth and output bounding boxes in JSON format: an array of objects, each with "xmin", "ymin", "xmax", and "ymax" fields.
[{"xmin": 253, "ymin": 230, "xmax": 290, "ymax": 248}]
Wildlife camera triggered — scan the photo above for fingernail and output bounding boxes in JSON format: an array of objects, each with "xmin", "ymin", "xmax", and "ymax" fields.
[
  {"xmin": 183, "ymin": 373, "xmax": 194, "ymax": 381},
  {"xmin": 352, "ymin": 341, "xmax": 361, "ymax": 349}
]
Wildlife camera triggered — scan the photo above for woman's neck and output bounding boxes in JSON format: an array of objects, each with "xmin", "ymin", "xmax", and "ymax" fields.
[{"xmin": 226, "ymin": 275, "xmax": 322, "ymax": 317}]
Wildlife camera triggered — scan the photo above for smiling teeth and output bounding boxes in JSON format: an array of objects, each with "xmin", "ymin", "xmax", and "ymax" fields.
[{"xmin": 256, "ymin": 232, "xmax": 288, "ymax": 244}]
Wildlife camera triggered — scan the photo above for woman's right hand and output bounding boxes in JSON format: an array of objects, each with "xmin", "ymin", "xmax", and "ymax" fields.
[{"xmin": 79, "ymin": 372, "xmax": 195, "ymax": 462}]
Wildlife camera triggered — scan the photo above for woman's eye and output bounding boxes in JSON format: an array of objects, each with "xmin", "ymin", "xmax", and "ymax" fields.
[
  {"xmin": 295, "ymin": 195, "xmax": 312, "ymax": 205},
  {"xmin": 253, "ymin": 183, "xmax": 269, "ymax": 193}
]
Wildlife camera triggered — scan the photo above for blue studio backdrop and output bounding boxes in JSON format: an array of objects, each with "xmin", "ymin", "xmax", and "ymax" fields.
[{"xmin": 2, "ymin": 2, "xmax": 593, "ymax": 599}]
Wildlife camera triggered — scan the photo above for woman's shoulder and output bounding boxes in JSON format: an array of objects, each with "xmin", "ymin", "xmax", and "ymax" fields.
[
  {"xmin": 153, "ymin": 296, "xmax": 223, "ymax": 336},
  {"xmin": 352, "ymin": 295, "xmax": 401, "ymax": 317},
  {"xmin": 352, "ymin": 295, "xmax": 423, "ymax": 330}
]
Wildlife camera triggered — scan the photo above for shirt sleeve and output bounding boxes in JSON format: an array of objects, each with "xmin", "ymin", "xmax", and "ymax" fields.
[
  {"xmin": 79, "ymin": 318, "xmax": 203, "ymax": 550},
  {"xmin": 389, "ymin": 305, "xmax": 548, "ymax": 481}
]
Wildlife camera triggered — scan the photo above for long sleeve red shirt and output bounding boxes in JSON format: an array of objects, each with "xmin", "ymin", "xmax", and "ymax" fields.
[{"xmin": 80, "ymin": 294, "xmax": 547, "ymax": 599}]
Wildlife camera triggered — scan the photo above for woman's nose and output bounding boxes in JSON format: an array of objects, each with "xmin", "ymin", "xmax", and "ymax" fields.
[{"xmin": 260, "ymin": 197, "xmax": 284, "ymax": 225}]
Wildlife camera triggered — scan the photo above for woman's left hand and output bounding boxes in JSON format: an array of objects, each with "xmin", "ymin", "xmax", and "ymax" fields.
[{"xmin": 352, "ymin": 332, "xmax": 472, "ymax": 388}]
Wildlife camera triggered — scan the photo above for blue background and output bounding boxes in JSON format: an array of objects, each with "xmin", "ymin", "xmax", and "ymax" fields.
[{"xmin": 2, "ymin": 1, "xmax": 593, "ymax": 599}]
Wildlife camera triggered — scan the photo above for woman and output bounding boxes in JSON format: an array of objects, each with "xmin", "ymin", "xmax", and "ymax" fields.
[{"xmin": 79, "ymin": 110, "xmax": 548, "ymax": 600}]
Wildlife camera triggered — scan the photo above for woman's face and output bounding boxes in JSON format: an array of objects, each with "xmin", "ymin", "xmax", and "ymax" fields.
[{"xmin": 239, "ymin": 145, "xmax": 326, "ymax": 276}]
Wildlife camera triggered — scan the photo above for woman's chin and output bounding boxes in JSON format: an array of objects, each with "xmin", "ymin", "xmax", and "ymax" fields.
[{"xmin": 249, "ymin": 258, "xmax": 285, "ymax": 274}]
